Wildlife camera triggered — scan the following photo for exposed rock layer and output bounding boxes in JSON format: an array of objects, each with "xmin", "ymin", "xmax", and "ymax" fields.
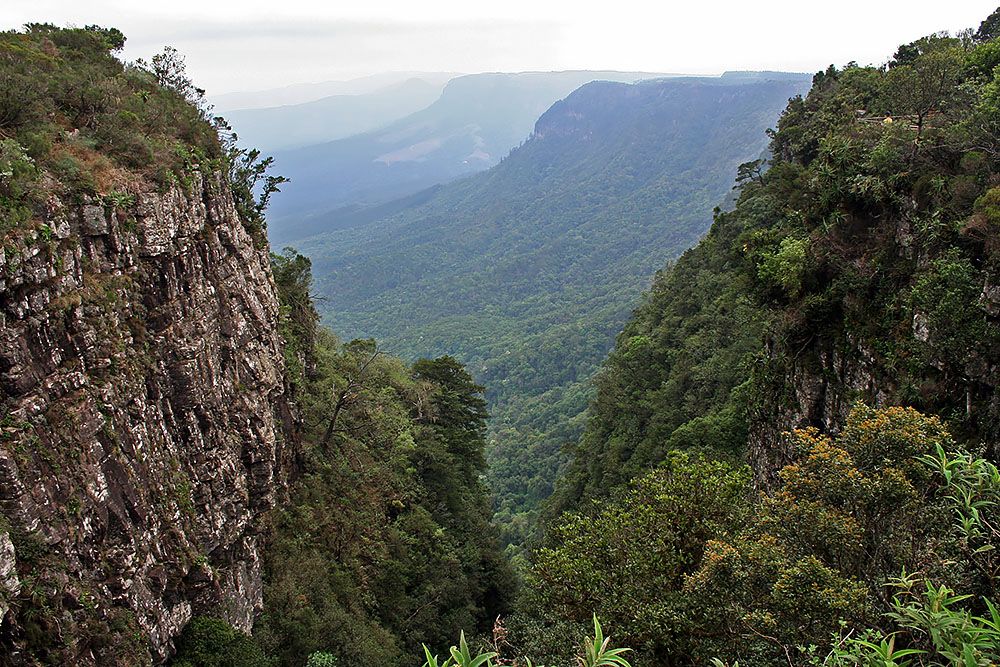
[{"xmin": 0, "ymin": 172, "xmax": 294, "ymax": 663}]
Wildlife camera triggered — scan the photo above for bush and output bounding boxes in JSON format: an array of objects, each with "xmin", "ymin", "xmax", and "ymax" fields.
[{"xmin": 170, "ymin": 617, "xmax": 273, "ymax": 667}]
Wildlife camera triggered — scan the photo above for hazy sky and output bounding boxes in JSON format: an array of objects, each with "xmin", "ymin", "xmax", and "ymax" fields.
[{"xmin": 3, "ymin": 1, "xmax": 998, "ymax": 95}]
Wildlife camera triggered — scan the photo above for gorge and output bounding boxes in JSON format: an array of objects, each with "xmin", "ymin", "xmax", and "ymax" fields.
[{"xmin": 2, "ymin": 9, "xmax": 1000, "ymax": 667}]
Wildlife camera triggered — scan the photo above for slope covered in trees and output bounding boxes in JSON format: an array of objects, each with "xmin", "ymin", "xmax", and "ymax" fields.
[
  {"xmin": 248, "ymin": 251, "xmax": 514, "ymax": 667},
  {"xmin": 518, "ymin": 9, "xmax": 1000, "ymax": 667},
  {"xmin": 293, "ymin": 73, "xmax": 810, "ymax": 545},
  {"xmin": 520, "ymin": 406, "xmax": 1000, "ymax": 666},
  {"xmin": 553, "ymin": 16, "xmax": 1000, "ymax": 515}
]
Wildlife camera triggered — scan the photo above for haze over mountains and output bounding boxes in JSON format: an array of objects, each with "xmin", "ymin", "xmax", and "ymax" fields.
[
  {"xmin": 284, "ymin": 72, "xmax": 812, "ymax": 539},
  {"xmin": 210, "ymin": 71, "xmax": 459, "ymax": 111},
  {"xmin": 9, "ymin": 8, "xmax": 1000, "ymax": 665},
  {"xmin": 223, "ymin": 77, "xmax": 448, "ymax": 152},
  {"xmin": 263, "ymin": 70, "xmax": 674, "ymax": 235}
]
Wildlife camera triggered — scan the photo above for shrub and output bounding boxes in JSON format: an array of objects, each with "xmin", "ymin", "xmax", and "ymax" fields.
[{"xmin": 170, "ymin": 617, "xmax": 273, "ymax": 667}]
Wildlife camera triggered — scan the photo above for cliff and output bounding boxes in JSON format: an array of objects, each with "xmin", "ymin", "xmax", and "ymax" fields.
[
  {"xmin": 0, "ymin": 170, "xmax": 295, "ymax": 664},
  {"xmin": 0, "ymin": 25, "xmax": 519, "ymax": 664}
]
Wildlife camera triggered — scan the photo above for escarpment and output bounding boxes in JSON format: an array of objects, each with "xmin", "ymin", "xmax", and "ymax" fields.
[{"xmin": 0, "ymin": 170, "xmax": 296, "ymax": 664}]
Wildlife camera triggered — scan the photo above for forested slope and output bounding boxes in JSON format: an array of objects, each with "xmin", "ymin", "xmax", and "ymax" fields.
[
  {"xmin": 520, "ymin": 11, "xmax": 1000, "ymax": 667},
  {"xmin": 241, "ymin": 251, "xmax": 514, "ymax": 667},
  {"xmin": 553, "ymin": 21, "xmax": 1000, "ymax": 514}
]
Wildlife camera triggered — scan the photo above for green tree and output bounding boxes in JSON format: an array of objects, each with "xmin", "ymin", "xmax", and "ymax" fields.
[
  {"xmin": 689, "ymin": 407, "xmax": 956, "ymax": 664},
  {"xmin": 975, "ymin": 7, "xmax": 1000, "ymax": 43},
  {"xmin": 881, "ymin": 40, "xmax": 967, "ymax": 154},
  {"xmin": 171, "ymin": 617, "xmax": 273, "ymax": 667},
  {"xmin": 520, "ymin": 453, "xmax": 750, "ymax": 664}
]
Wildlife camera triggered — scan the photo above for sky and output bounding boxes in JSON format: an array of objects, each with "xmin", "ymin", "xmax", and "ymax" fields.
[{"xmin": 3, "ymin": 1, "xmax": 998, "ymax": 96}]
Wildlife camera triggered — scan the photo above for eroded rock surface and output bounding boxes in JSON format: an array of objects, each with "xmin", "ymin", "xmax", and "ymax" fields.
[{"xmin": 0, "ymin": 172, "xmax": 295, "ymax": 664}]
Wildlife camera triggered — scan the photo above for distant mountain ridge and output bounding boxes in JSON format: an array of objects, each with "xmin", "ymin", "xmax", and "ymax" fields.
[
  {"xmin": 290, "ymin": 72, "xmax": 812, "ymax": 541},
  {"xmin": 224, "ymin": 77, "xmax": 446, "ymax": 152},
  {"xmin": 211, "ymin": 71, "xmax": 459, "ymax": 111},
  {"xmin": 265, "ymin": 70, "xmax": 675, "ymax": 230}
]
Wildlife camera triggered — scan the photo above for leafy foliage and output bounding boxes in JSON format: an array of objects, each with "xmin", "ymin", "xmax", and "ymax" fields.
[
  {"xmin": 0, "ymin": 25, "xmax": 220, "ymax": 207},
  {"xmin": 225, "ymin": 133, "xmax": 288, "ymax": 243},
  {"xmin": 818, "ymin": 445, "xmax": 1000, "ymax": 667},
  {"xmin": 517, "ymin": 453, "xmax": 750, "ymax": 664},
  {"xmin": 524, "ymin": 405, "xmax": 999, "ymax": 666},
  {"xmin": 172, "ymin": 617, "xmax": 273, "ymax": 667},
  {"xmin": 249, "ymin": 251, "xmax": 514, "ymax": 667},
  {"xmin": 420, "ymin": 616, "xmax": 631, "ymax": 667},
  {"xmin": 0, "ymin": 24, "xmax": 284, "ymax": 245}
]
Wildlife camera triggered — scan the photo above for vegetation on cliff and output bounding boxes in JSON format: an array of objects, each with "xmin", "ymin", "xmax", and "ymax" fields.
[
  {"xmin": 0, "ymin": 25, "xmax": 215, "ymax": 222},
  {"xmin": 7, "ymin": 8, "xmax": 1000, "ymax": 666},
  {"xmin": 0, "ymin": 23, "xmax": 283, "ymax": 246},
  {"xmin": 520, "ymin": 406, "xmax": 1000, "ymax": 666},
  {"xmin": 515, "ymin": 7, "xmax": 1000, "ymax": 666},
  {"xmin": 1, "ymin": 24, "xmax": 510, "ymax": 667},
  {"xmin": 553, "ymin": 10, "xmax": 1000, "ymax": 513}
]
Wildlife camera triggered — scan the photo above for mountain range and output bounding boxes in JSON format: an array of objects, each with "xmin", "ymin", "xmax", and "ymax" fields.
[
  {"xmin": 264, "ymin": 70, "xmax": 675, "ymax": 235},
  {"xmin": 223, "ymin": 77, "xmax": 448, "ymax": 152},
  {"xmin": 210, "ymin": 71, "xmax": 458, "ymax": 111}
]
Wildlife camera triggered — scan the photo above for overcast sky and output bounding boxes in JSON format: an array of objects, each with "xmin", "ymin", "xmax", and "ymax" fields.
[{"xmin": 3, "ymin": 1, "xmax": 998, "ymax": 95}]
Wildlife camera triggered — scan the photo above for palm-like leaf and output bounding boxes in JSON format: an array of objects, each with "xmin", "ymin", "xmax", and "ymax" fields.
[
  {"xmin": 448, "ymin": 631, "xmax": 496, "ymax": 667},
  {"xmin": 580, "ymin": 615, "xmax": 632, "ymax": 667}
]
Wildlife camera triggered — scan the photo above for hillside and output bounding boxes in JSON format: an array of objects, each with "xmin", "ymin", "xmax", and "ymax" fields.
[
  {"xmin": 551, "ymin": 30, "xmax": 1000, "ymax": 514},
  {"xmin": 515, "ymin": 13, "xmax": 1000, "ymax": 667},
  {"xmin": 223, "ymin": 77, "xmax": 447, "ymax": 152},
  {"xmin": 264, "ymin": 70, "xmax": 673, "ymax": 231},
  {"xmin": 291, "ymin": 73, "xmax": 811, "ymax": 543}
]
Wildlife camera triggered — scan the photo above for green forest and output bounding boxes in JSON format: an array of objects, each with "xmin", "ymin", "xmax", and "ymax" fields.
[
  {"xmin": 3, "ymin": 7, "xmax": 1000, "ymax": 667},
  {"xmin": 219, "ymin": 249, "xmax": 515, "ymax": 667},
  {"xmin": 293, "ymin": 74, "xmax": 808, "ymax": 548}
]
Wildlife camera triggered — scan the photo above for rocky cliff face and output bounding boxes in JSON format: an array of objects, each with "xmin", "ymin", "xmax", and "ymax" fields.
[
  {"xmin": 747, "ymin": 226, "xmax": 1000, "ymax": 489},
  {"xmin": 0, "ymin": 171, "xmax": 295, "ymax": 664},
  {"xmin": 747, "ymin": 335, "xmax": 894, "ymax": 489}
]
